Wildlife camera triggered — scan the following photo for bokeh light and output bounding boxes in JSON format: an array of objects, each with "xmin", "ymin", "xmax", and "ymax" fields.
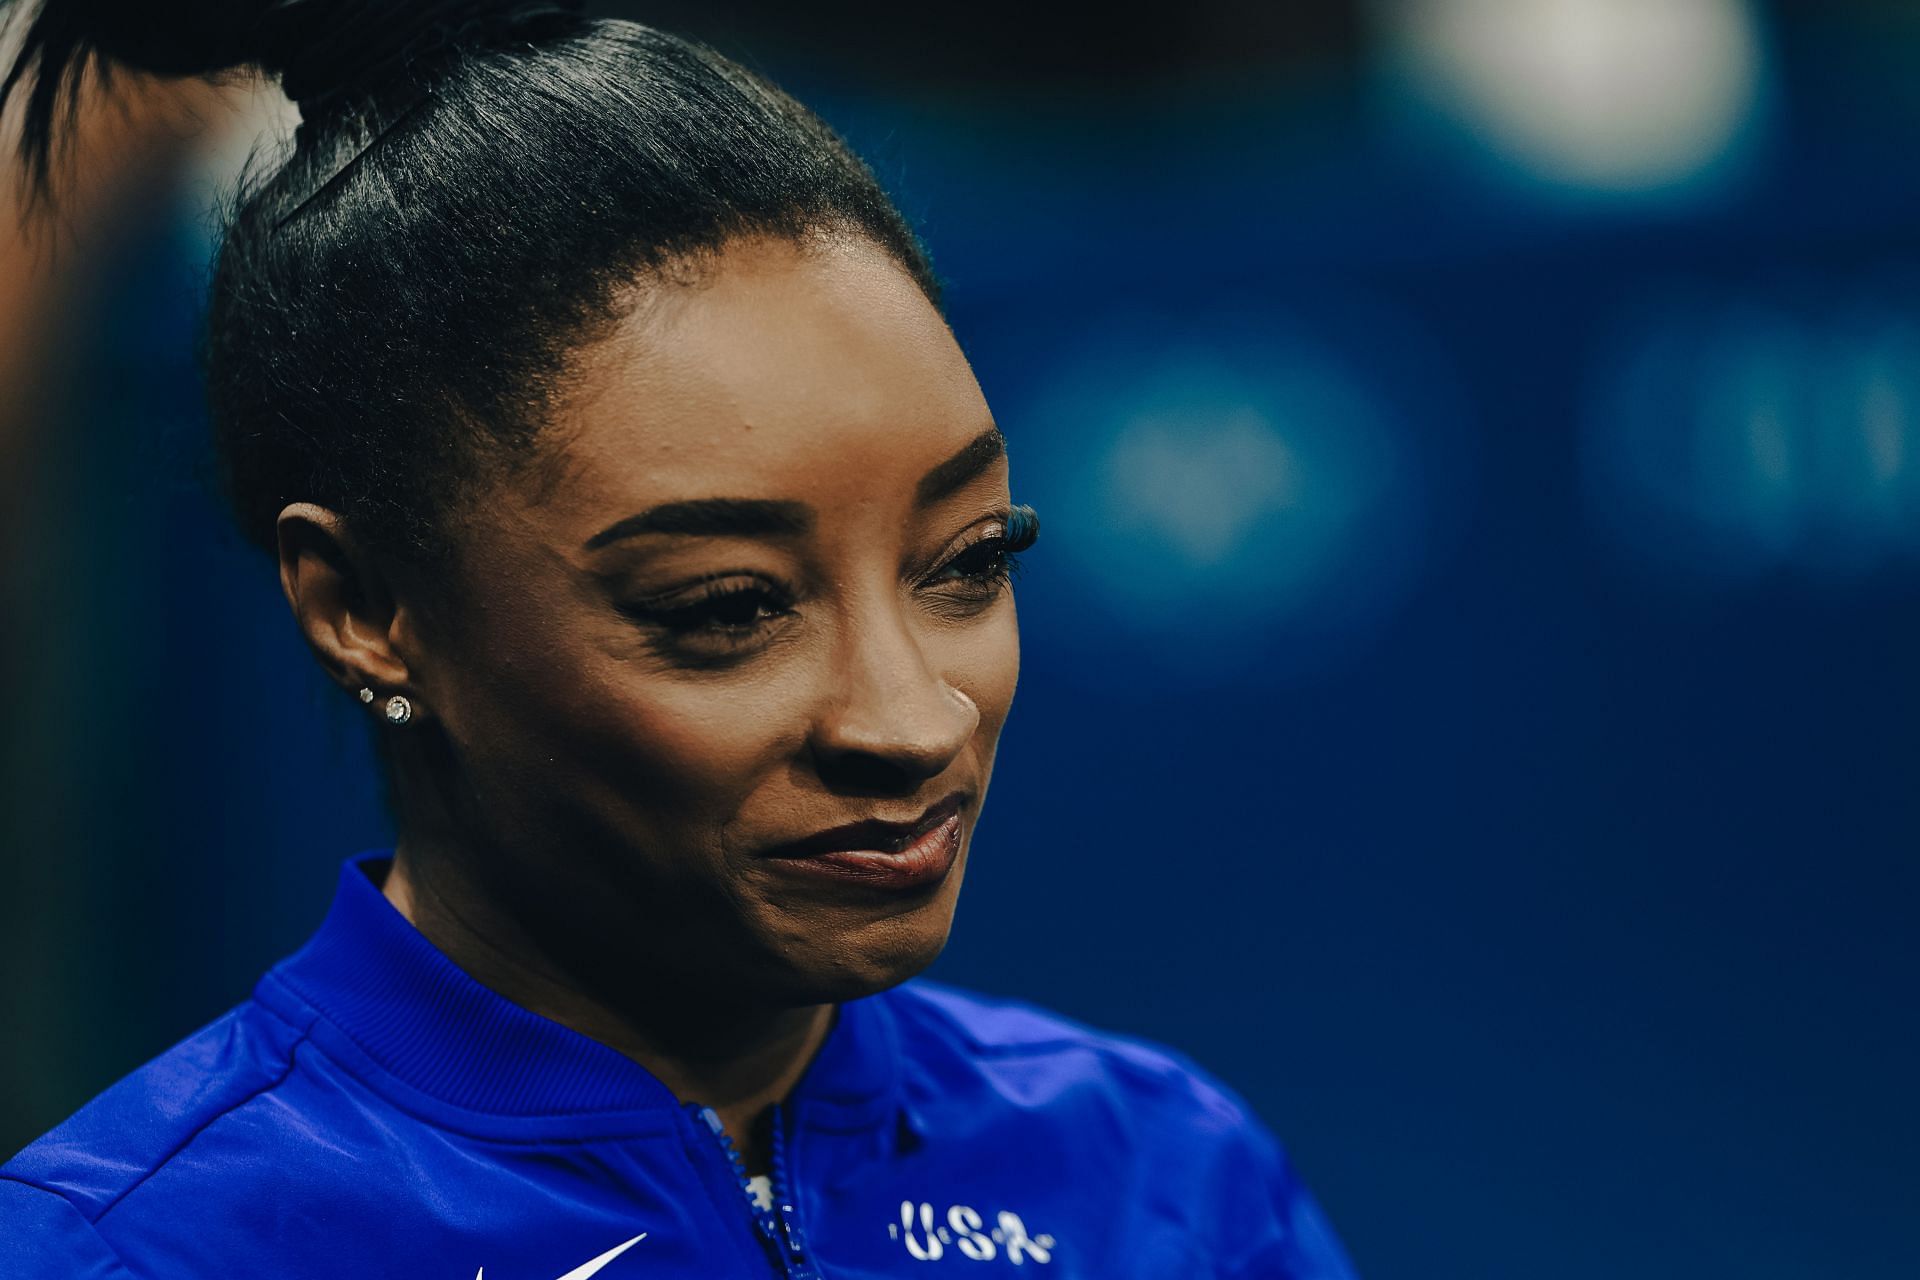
[
  {"xmin": 1009, "ymin": 311, "xmax": 1434, "ymax": 683},
  {"xmin": 1378, "ymin": 0, "xmax": 1769, "ymax": 196},
  {"xmin": 1585, "ymin": 280, "xmax": 1920, "ymax": 577}
]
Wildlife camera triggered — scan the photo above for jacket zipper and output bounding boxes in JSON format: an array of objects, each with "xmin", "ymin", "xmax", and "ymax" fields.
[{"xmin": 690, "ymin": 1102, "xmax": 823, "ymax": 1280}]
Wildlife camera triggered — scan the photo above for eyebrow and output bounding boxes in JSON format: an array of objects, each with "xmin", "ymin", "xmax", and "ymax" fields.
[
  {"xmin": 584, "ymin": 497, "xmax": 812, "ymax": 548},
  {"xmin": 915, "ymin": 425, "xmax": 1006, "ymax": 509},
  {"xmin": 583, "ymin": 425, "xmax": 1006, "ymax": 551}
]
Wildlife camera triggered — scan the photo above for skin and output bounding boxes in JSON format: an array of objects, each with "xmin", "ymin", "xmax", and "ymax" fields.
[{"xmin": 276, "ymin": 234, "xmax": 1024, "ymax": 1172}]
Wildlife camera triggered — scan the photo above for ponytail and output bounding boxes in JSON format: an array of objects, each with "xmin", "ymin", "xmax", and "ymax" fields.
[{"xmin": 2, "ymin": 0, "xmax": 583, "ymax": 191}]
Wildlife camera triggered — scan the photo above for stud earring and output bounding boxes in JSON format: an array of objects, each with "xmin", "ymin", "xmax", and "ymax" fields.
[
  {"xmin": 383, "ymin": 695, "xmax": 414, "ymax": 726},
  {"xmin": 357, "ymin": 688, "xmax": 375, "ymax": 704}
]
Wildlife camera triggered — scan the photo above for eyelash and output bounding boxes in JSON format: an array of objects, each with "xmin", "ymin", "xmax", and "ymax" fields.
[{"xmin": 625, "ymin": 505, "xmax": 1041, "ymax": 653}]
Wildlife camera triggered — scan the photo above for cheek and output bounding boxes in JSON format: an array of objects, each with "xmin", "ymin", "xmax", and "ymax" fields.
[{"xmin": 447, "ymin": 626, "xmax": 809, "ymax": 850}]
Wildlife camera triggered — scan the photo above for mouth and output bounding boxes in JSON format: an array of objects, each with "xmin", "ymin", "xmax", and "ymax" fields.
[{"xmin": 759, "ymin": 791, "xmax": 968, "ymax": 892}]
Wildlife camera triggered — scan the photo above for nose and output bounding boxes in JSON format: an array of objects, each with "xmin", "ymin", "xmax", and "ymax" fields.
[{"xmin": 809, "ymin": 596, "xmax": 979, "ymax": 792}]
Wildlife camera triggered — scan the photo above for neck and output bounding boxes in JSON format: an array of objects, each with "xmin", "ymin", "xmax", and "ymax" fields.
[{"xmin": 381, "ymin": 842, "xmax": 831, "ymax": 1174}]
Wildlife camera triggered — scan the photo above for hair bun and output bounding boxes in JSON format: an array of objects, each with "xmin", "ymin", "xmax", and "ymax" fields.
[{"xmin": 262, "ymin": 0, "xmax": 585, "ymax": 112}]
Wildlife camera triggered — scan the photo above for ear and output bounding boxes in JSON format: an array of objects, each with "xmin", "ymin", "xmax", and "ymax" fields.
[{"xmin": 276, "ymin": 503, "xmax": 413, "ymax": 697}]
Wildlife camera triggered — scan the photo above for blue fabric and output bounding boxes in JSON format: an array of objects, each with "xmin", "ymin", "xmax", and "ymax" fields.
[{"xmin": 1, "ymin": 853, "xmax": 1357, "ymax": 1278}]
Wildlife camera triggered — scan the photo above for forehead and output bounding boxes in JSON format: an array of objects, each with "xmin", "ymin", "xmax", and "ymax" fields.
[{"xmin": 534, "ymin": 235, "xmax": 993, "ymax": 522}]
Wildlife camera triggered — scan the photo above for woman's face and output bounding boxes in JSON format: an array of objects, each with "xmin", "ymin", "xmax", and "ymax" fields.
[{"xmin": 402, "ymin": 235, "xmax": 1022, "ymax": 1011}]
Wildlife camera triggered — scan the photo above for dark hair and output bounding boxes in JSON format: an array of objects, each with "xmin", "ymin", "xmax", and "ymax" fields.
[{"xmin": 2, "ymin": 0, "xmax": 940, "ymax": 558}]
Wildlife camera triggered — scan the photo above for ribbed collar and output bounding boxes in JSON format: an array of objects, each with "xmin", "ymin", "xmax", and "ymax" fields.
[{"xmin": 257, "ymin": 851, "xmax": 900, "ymax": 1124}]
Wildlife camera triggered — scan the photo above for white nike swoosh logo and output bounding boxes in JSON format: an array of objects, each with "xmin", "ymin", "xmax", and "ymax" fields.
[{"xmin": 474, "ymin": 1232, "xmax": 648, "ymax": 1280}]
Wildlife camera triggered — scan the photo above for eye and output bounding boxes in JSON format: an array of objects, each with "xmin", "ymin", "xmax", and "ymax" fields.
[
  {"xmin": 666, "ymin": 587, "xmax": 786, "ymax": 632},
  {"xmin": 619, "ymin": 575, "xmax": 796, "ymax": 651},
  {"xmin": 934, "ymin": 537, "xmax": 1020, "ymax": 590},
  {"xmin": 926, "ymin": 503, "xmax": 1041, "ymax": 603}
]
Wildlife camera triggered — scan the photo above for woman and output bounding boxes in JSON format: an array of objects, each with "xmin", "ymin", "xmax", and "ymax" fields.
[{"xmin": 0, "ymin": 3, "xmax": 1357, "ymax": 1276}]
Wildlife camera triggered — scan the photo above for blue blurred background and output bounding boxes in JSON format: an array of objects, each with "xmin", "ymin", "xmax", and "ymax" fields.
[{"xmin": 3, "ymin": 2, "xmax": 1916, "ymax": 1276}]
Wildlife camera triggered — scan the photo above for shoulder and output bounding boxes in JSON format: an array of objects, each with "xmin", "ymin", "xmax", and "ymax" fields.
[
  {"xmin": 882, "ymin": 979, "xmax": 1359, "ymax": 1279},
  {"xmin": 0, "ymin": 997, "xmax": 311, "ymax": 1229},
  {"xmin": 886, "ymin": 977, "xmax": 1255, "ymax": 1134},
  {"xmin": 0, "ymin": 1176, "xmax": 137, "ymax": 1278}
]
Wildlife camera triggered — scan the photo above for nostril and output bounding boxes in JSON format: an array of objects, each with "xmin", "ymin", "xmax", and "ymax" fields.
[{"xmin": 817, "ymin": 746, "xmax": 922, "ymax": 795}]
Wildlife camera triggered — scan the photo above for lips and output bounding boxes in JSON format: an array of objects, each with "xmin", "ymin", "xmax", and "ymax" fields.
[
  {"xmin": 758, "ymin": 791, "xmax": 968, "ymax": 892},
  {"xmin": 760, "ymin": 791, "xmax": 967, "ymax": 861}
]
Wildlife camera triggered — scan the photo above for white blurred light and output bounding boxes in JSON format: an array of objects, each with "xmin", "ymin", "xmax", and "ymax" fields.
[
  {"xmin": 1382, "ymin": 0, "xmax": 1765, "ymax": 192},
  {"xmin": 1101, "ymin": 406, "xmax": 1301, "ymax": 568}
]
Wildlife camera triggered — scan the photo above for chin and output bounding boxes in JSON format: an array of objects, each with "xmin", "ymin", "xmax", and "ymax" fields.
[{"xmin": 778, "ymin": 908, "xmax": 957, "ymax": 1004}]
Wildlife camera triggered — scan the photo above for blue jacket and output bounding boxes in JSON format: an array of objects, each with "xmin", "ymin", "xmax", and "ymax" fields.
[{"xmin": 0, "ymin": 854, "xmax": 1357, "ymax": 1278}]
